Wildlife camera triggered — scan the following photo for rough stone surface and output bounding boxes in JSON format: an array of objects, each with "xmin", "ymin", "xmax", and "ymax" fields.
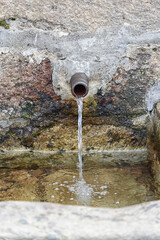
[
  {"xmin": 0, "ymin": 46, "xmax": 154, "ymax": 151},
  {"xmin": 0, "ymin": 200, "xmax": 160, "ymax": 240},
  {"xmin": 0, "ymin": 149, "xmax": 147, "ymax": 169},
  {"xmin": 33, "ymin": 119, "xmax": 146, "ymax": 151},
  {"xmin": 148, "ymin": 102, "xmax": 160, "ymax": 194},
  {"xmin": 0, "ymin": 1, "xmax": 160, "ymax": 150},
  {"xmin": 1, "ymin": 0, "xmax": 160, "ymax": 34}
]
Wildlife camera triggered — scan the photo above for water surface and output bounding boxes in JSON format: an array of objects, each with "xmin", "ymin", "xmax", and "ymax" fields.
[{"xmin": 0, "ymin": 152, "xmax": 157, "ymax": 208}]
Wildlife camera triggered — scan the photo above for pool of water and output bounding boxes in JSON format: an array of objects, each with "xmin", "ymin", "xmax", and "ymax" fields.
[{"xmin": 0, "ymin": 150, "xmax": 158, "ymax": 208}]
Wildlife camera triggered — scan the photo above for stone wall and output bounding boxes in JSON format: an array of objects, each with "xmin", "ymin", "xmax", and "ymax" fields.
[
  {"xmin": 148, "ymin": 103, "xmax": 160, "ymax": 193},
  {"xmin": 0, "ymin": 0, "xmax": 160, "ymax": 151}
]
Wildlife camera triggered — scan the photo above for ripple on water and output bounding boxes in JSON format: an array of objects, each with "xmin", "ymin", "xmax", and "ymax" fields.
[{"xmin": 68, "ymin": 178, "xmax": 94, "ymax": 205}]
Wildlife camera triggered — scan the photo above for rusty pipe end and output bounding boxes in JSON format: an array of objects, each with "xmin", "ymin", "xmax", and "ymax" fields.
[{"xmin": 70, "ymin": 72, "xmax": 89, "ymax": 98}]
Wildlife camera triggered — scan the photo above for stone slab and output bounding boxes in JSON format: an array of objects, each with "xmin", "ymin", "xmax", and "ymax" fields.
[
  {"xmin": 0, "ymin": 201, "xmax": 160, "ymax": 240},
  {"xmin": 1, "ymin": 0, "xmax": 160, "ymax": 34}
]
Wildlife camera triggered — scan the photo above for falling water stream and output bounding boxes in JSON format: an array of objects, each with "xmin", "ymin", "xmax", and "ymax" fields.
[
  {"xmin": 77, "ymin": 97, "xmax": 83, "ymax": 179},
  {"xmin": 74, "ymin": 97, "xmax": 93, "ymax": 204}
]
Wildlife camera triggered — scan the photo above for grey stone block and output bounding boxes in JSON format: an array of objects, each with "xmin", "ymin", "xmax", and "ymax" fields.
[{"xmin": 0, "ymin": 201, "xmax": 160, "ymax": 240}]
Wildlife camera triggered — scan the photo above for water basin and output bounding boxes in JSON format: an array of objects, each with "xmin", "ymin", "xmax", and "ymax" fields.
[{"xmin": 0, "ymin": 150, "xmax": 158, "ymax": 208}]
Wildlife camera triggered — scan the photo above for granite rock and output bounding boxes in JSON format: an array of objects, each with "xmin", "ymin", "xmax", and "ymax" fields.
[
  {"xmin": 1, "ymin": 0, "xmax": 160, "ymax": 34},
  {"xmin": 0, "ymin": 200, "xmax": 160, "ymax": 240},
  {"xmin": 147, "ymin": 103, "xmax": 160, "ymax": 194}
]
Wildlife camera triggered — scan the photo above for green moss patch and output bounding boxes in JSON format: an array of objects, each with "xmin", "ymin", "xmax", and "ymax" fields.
[
  {"xmin": 0, "ymin": 19, "xmax": 10, "ymax": 29},
  {"xmin": 5, "ymin": 25, "xmax": 10, "ymax": 29},
  {"xmin": 0, "ymin": 20, "xmax": 6, "ymax": 26}
]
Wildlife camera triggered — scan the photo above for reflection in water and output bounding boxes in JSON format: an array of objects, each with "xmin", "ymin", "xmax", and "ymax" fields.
[
  {"xmin": 0, "ymin": 158, "xmax": 158, "ymax": 208},
  {"xmin": 46, "ymin": 166, "xmax": 156, "ymax": 207}
]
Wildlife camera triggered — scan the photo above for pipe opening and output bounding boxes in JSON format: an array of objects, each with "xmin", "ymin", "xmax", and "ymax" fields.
[
  {"xmin": 73, "ymin": 84, "xmax": 87, "ymax": 98},
  {"xmin": 70, "ymin": 72, "xmax": 89, "ymax": 98}
]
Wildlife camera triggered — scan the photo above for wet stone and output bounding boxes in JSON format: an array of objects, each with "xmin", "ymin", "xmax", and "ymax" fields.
[
  {"xmin": 147, "ymin": 102, "xmax": 160, "ymax": 194},
  {"xmin": 0, "ymin": 150, "xmax": 147, "ymax": 169}
]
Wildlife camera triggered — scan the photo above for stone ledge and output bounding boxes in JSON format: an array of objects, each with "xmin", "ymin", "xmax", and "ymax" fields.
[
  {"xmin": 0, "ymin": 149, "xmax": 147, "ymax": 169},
  {"xmin": 0, "ymin": 201, "xmax": 160, "ymax": 240}
]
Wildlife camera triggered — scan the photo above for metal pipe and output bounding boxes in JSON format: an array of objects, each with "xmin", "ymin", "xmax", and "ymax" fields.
[{"xmin": 70, "ymin": 72, "xmax": 89, "ymax": 98}]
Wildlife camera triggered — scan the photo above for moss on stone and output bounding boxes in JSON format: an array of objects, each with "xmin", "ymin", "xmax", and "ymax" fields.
[
  {"xmin": 0, "ymin": 20, "xmax": 10, "ymax": 29},
  {"xmin": 5, "ymin": 25, "xmax": 10, "ymax": 29},
  {"xmin": 0, "ymin": 20, "xmax": 6, "ymax": 26}
]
